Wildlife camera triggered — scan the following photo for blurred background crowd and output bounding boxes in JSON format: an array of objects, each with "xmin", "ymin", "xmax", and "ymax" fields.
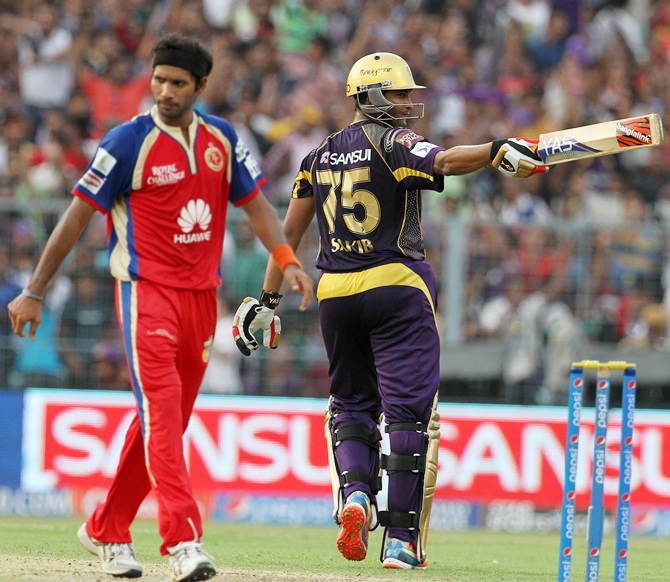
[{"xmin": 1, "ymin": 0, "xmax": 670, "ymax": 406}]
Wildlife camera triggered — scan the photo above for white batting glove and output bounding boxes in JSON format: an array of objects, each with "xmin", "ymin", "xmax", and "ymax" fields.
[
  {"xmin": 232, "ymin": 295, "xmax": 282, "ymax": 356},
  {"xmin": 491, "ymin": 138, "xmax": 550, "ymax": 178}
]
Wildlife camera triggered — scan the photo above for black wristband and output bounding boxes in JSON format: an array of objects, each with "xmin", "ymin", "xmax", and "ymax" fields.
[
  {"xmin": 259, "ymin": 290, "xmax": 282, "ymax": 309},
  {"xmin": 490, "ymin": 139, "xmax": 506, "ymax": 161}
]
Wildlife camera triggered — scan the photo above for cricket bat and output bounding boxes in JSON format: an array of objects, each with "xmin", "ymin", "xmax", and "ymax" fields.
[{"xmin": 536, "ymin": 113, "xmax": 664, "ymax": 165}]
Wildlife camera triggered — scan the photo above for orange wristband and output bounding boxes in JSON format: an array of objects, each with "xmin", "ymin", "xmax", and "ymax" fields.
[{"xmin": 272, "ymin": 244, "xmax": 302, "ymax": 273}]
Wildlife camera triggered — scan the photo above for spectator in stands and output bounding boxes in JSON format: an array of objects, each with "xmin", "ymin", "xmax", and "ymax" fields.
[
  {"xmin": 8, "ymin": 219, "xmax": 44, "ymax": 283},
  {"xmin": 98, "ymin": 0, "xmax": 167, "ymax": 60},
  {"xmin": 14, "ymin": 2, "xmax": 74, "ymax": 131},
  {"xmin": 495, "ymin": 175, "xmax": 554, "ymax": 228},
  {"xmin": 316, "ymin": 0, "xmax": 357, "ymax": 48},
  {"xmin": 550, "ymin": 164, "xmax": 623, "ymax": 225},
  {"xmin": 619, "ymin": 303, "xmax": 670, "ymax": 352},
  {"xmin": 79, "ymin": 28, "xmax": 126, "ymax": 77},
  {"xmin": 0, "ymin": 25, "xmax": 19, "ymax": 92},
  {"xmin": 25, "ymin": 121, "xmax": 89, "ymax": 198},
  {"xmin": 60, "ymin": 267, "xmax": 118, "ymax": 388},
  {"xmin": 609, "ymin": 188, "xmax": 665, "ymax": 295},
  {"xmin": 525, "ymin": 6, "xmax": 572, "ymax": 73},
  {"xmin": 653, "ymin": 182, "xmax": 670, "ymax": 226},
  {"xmin": 587, "ymin": 0, "xmax": 648, "ymax": 65},
  {"xmin": 226, "ymin": 218, "xmax": 270, "ymax": 300},
  {"xmin": 90, "ymin": 340, "xmax": 130, "ymax": 391},
  {"xmin": 512, "ymin": 226, "xmax": 569, "ymax": 299},
  {"xmin": 8, "ymin": 278, "xmax": 70, "ymax": 389},
  {"xmin": 165, "ymin": 0, "xmax": 211, "ymax": 40},
  {"xmin": 78, "ymin": 51, "xmax": 152, "ymax": 140},
  {"xmin": 283, "ymin": 35, "xmax": 343, "ymax": 128},
  {"xmin": 492, "ymin": 19, "xmax": 535, "ymax": 105},
  {"xmin": 505, "ymin": 0, "xmax": 551, "ymax": 43},
  {"xmin": 63, "ymin": 91, "xmax": 93, "ymax": 148},
  {"xmin": 0, "ymin": 244, "xmax": 21, "ymax": 386},
  {"xmin": 238, "ymin": 38, "xmax": 293, "ymax": 120},
  {"xmin": 204, "ymin": 0, "xmax": 274, "ymax": 42},
  {"xmin": 1, "ymin": 111, "xmax": 33, "ymax": 181},
  {"xmin": 624, "ymin": 145, "xmax": 670, "ymax": 205},
  {"xmin": 478, "ymin": 272, "xmax": 580, "ymax": 405},
  {"xmin": 219, "ymin": 84, "xmax": 270, "ymax": 163},
  {"xmin": 466, "ymin": 221, "xmax": 516, "ymax": 305},
  {"xmin": 262, "ymin": 103, "xmax": 329, "ymax": 206},
  {"xmin": 274, "ymin": 0, "xmax": 328, "ymax": 67}
]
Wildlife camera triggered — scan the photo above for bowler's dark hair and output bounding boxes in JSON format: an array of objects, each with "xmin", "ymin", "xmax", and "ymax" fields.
[{"xmin": 152, "ymin": 34, "xmax": 213, "ymax": 86}]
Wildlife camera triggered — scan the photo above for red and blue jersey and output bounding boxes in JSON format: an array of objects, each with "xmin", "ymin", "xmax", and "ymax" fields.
[
  {"xmin": 73, "ymin": 105, "xmax": 265, "ymax": 290},
  {"xmin": 292, "ymin": 120, "xmax": 445, "ymax": 272}
]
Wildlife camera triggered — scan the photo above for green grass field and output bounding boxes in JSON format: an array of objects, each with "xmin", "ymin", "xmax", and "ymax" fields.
[{"xmin": 0, "ymin": 516, "xmax": 668, "ymax": 581}]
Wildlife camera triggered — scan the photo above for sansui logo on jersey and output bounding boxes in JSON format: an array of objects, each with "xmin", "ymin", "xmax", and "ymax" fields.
[{"xmin": 319, "ymin": 149, "xmax": 371, "ymax": 165}]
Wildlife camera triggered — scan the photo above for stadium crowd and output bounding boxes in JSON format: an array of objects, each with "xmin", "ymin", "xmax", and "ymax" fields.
[{"xmin": 1, "ymin": 0, "xmax": 670, "ymax": 403}]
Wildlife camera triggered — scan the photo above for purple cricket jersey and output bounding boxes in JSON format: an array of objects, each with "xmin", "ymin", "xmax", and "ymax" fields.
[{"xmin": 292, "ymin": 120, "xmax": 445, "ymax": 272}]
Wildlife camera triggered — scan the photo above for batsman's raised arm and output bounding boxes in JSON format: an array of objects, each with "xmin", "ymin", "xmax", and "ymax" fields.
[
  {"xmin": 435, "ymin": 138, "xmax": 549, "ymax": 178},
  {"xmin": 8, "ymin": 196, "xmax": 96, "ymax": 340}
]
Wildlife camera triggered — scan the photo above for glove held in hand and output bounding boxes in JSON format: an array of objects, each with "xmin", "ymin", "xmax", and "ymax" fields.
[
  {"xmin": 491, "ymin": 137, "xmax": 549, "ymax": 178},
  {"xmin": 232, "ymin": 297, "xmax": 281, "ymax": 356}
]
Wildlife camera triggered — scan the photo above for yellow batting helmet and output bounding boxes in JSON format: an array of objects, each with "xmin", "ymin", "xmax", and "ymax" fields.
[
  {"xmin": 346, "ymin": 52, "xmax": 425, "ymax": 128},
  {"xmin": 346, "ymin": 52, "xmax": 425, "ymax": 97}
]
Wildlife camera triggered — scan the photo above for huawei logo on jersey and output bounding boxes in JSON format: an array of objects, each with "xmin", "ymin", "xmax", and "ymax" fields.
[{"xmin": 174, "ymin": 199, "xmax": 213, "ymax": 244}]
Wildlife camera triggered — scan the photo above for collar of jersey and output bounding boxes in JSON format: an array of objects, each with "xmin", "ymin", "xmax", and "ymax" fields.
[{"xmin": 151, "ymin": 105, "xmax": 199, "ymax": 147}]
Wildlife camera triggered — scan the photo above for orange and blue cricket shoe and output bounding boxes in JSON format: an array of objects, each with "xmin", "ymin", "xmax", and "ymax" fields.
[
  {"xmin": 336, "ymin": 491, "xmax": 371, "ymax": 561},
  {"xmin": 382, "ymin": 538, "xmax": 428, "ymax": 570}
]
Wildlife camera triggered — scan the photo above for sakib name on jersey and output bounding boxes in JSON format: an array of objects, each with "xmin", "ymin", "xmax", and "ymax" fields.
[
  {"xmin": 331, "ymin": 237, "xmax": 374, "ymax": 254},
  {"xmin": 320, "ymin": 149, "xmax": 371, "ymax": 165}
]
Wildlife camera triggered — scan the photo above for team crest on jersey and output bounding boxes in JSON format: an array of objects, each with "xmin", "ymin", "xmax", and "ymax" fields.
[{"xmin": 204, "ymin": 142, "xmax": 224, "ymax": 172}]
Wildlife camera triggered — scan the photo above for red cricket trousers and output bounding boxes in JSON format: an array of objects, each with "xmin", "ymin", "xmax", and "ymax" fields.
[{"xmin": 86, "ymin": 279, "xmax": 217, "ymax": 555}]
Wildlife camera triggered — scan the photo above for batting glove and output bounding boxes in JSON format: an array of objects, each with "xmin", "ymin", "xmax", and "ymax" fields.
[
  {"xmin": 491, "ymin": 138, "xmax": 550, "ymax": 178},
  {"xmin": 232, "ymin": 293, "xmax": 282, "ymax": 356}
]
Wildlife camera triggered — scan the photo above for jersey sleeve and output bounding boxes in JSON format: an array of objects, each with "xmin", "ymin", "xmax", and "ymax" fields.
[
  {"xmin": 292, "ymin": 150, "xmax": 317, "ymax": 200},
  {"xmin": 386, "ymin": 129, "xmax": 446, "ymax": 192},
  {"xmin": 208, "ymin": 117, "xmax": 266, "ymax": 206},
  {"xmin": 72, "ymin": 123, "xmax": 137, "ymax": 213}
]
